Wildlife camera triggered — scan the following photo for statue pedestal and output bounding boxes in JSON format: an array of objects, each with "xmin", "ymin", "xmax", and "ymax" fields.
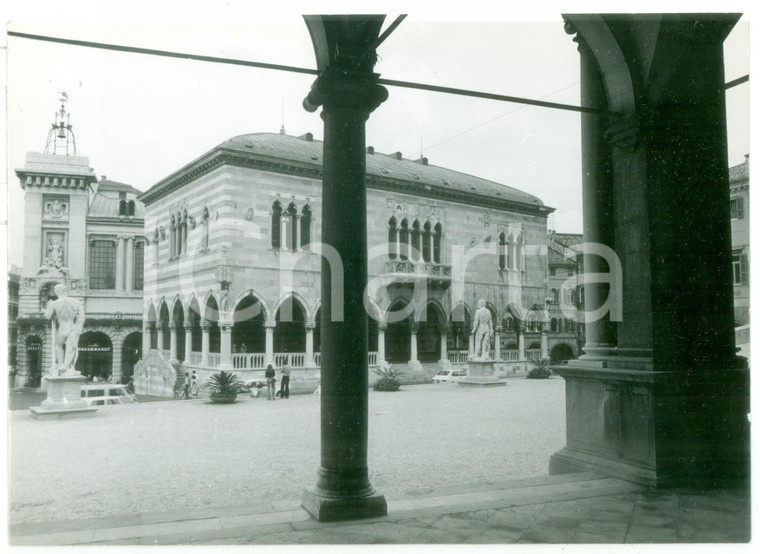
[
  {"xmin": 30, "ymin": 374, "xmax": 98, "ymax": 420},
  {"xmin": 459, "ymin": 358, "xmax": 507, "ymax": 387}
]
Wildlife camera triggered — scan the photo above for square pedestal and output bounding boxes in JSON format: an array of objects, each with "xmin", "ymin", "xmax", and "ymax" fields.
[
  {"xmin": 459, "ymin": 359, "xmax": 507, "ymax": 386},
  {"xmin": 30, "ymin": 374, "xmax": 97, "ymax": 419},
  {"xmin": 302, "ymin": 489, "xmax": 387, "ymax": 522},
  {"xmin": 550, "ymin": 364, "xmax": 750, "ymax": 488}
]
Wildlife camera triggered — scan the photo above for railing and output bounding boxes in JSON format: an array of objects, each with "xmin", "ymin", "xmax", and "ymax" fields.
[
  {"xmin": 384, "ymin": 260, "xmax": 452, "ymax": 281},
  {"xmin": 188, "ymin": 352, "xmax": 202, "ymax": 365},
  {"xmin": 314, "ymin": 352, "xmax": 321, "ymax": 367},
  {"xmin": 274, "ymin": 353, "xmax": 305, "ymax": 368},
  {"xmin": 526, "ymin": 350, "xmax": 542, "ymax": 361},
  {"xmin": 501, "ymin": 350, "xmax": 520, "ymax": 361},
  {"xmin": 448, "ymin": 350, "xmax": 469, "ymax": 363},
  {"xmin": 368, "ymin": 352, "xmax": 378, "ymax": 366},
  {"xmin": 232, "ymin": 353, "xmax": 266, "ymax": 369}
]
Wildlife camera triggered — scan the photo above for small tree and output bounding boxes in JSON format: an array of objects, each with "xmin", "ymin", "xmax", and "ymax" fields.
[
  {"xmin": 202, "ymin": 370, "xmax": 246, "ymax": 402},
  {"xmin": 372, "ymin": 365, "xmax": 405, "ymax": 391},
  {"xmin": 526, "ymin": 357, "xmax": 553, "ymax": 379}
]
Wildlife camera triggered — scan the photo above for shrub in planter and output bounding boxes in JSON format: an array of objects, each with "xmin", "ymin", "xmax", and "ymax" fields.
[
  {"xmin": 372, "ymin": 365, "xmax": 404, "ymax": 392},
  {"xmin": 202, "ymin": 370, "xmax": 246, "ymax": 403},
  {"xmin": 526, "ymin": 357, "xmax": 553, "ymax": 379}
]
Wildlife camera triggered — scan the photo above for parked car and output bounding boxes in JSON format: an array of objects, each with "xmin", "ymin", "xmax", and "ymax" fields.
[
  {"xmin": 432, "ymin": 369, "xmax": 467, "ymax": 383},
  {"xmin": 80, "ymin": 384, "xmax": 137, "ymax": 406}
]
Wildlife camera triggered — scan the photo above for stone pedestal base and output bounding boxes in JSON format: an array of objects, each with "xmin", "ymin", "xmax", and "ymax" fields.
[
  {"xmin": 407, "ymin": 360, "xmax": 422, "ymax": 372},
  {"xmin": 302, "ymin": 488, "xmax": 387, "ymax": 522},
  {"xmin": 459, "ymin": 359, "xmax": 507, "ymax": 386},
  {"xmin": 550, "ymin": 364, "xmax": 750, "ymax": 488},
  {"xmin": 30, "ymin": 374, "xmax": 97, "ymax": 419}
]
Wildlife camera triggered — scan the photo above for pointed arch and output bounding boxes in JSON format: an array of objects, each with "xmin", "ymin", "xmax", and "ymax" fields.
[
  {"xmin": 411, "ymin": 219, "xmax": 421, "ymax": 262},
  {"xmin": 287, "ymin": 201, "xmax": 298, "ymax": 251},
  {"xmin": 388, "ymin": 216, "xmax": 398, "ymax": 259},
  {"xmin": 399, "ymin": 218, "xmax": 410, "ymax": 260},
  {"xmin": 231, "ymin": 288, "xmax": 271, "ymax": 322},
  {"xmin": 203, "ymin": 290, "xmax": 221, "ymax": 322},
  {"xmin": 422, "ymin": 221, "xmax": 432, "ymax": 262},
  {"xmin": 271, "ymin": 200, "xmax": 283, "ymax": 249},
  {"xmin": 433, "ymin": 222, "xmax": 443, "ymax": 263},
  {"xmin": 301, "ymin": 204, "xmax": 312, "ymax": 249}
]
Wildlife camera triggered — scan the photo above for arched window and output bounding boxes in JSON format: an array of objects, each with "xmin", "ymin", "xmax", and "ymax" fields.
[
  {"xmin": 202, "ymin": 207, "xmax": 210, "ymax": 251},
  {"xmin": 498, "ymin": 232, "xmax": 506, "ymax": 270},
  {"xmin": 503, "ymin": 316, "xmax": 515, "ymax": 333},
  {"xmin": 433, "ymin": 222, "xmax": 442, "ymax": 263},
  {"xmin": 271, "ymin": 201, "xmax": 282, "ymax": 249},
  {"xmin": 169, "ymin": 215, "xmax": 176, "ymax": 258},
  {"xmin": 550, "ymin": 318, "xmax": 558, "ymax": 332},
  {"xmin": 411, "ymin": 220, "xmax": 421, "ymax": 261},
  {"xmin": 287, "ymin": 202, "xmax": 298, "ymax": 251},
  {"xmin": 388, "ymin": 216, "xmax": 397, "ymax": 259},
  {"xmin": 515, "ymin": 235, "xmax": 523, "ymax": 271},
  {"xmin": 301, "ymin": 205, "xmax": 312, "ymax": 248},
  {"xmin": 127, "ymin": 200, "xmax": 135, "ymax": 217},
  {"xmin": 551, "ymin": 289, "xmax": 559, "ymax": 304},
  {"xmin": 154, "ymin": 229, "xmax": 160, "ymax": 264},
  {"xmin": 507, "ymin": 233, "xmax": 514, "ymax": 269},
  {"xmin": 181, "ymin": 210, "xmax": 188, "ymax": 255},
  {"xmin": 422, "ymin": 221, "xmax": 431, "ymax": 262},
  {"xmin": 119, "ymin": 200, "xmax": 127, "ymax": 216},
  {"xmin": 399, "ymin": 219, "xmax": 409, "ymax": 260}
]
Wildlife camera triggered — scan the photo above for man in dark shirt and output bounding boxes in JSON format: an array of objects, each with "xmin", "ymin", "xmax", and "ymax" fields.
[{"xmin": 280, "ymin": 364, "xmax": 291, "ymax": 399}]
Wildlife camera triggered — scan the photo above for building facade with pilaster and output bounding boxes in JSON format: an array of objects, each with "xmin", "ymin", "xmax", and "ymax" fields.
[
  {"xmin": 138, "ymin": 131, "xmax": 556, "ymax": 387},
  {"xmin": 12, "ymin": 105, "xmax": 145, "ymax": 387}
]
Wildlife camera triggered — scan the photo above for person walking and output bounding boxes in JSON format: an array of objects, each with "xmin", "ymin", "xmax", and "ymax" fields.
[
  {"xmin": 183, "ymin": 372, "xmax": 191, "ymax": 399},
  {"xmin": 265, "ymin": 364, "xmax": 276, "ymax": 401},
  {"xmin": 190, "ymin": 371, "xmax": 199, "ymax": 399},
  {"xmin": 279, "ymin": 363, "xmax": 291, "ymax": 399}
]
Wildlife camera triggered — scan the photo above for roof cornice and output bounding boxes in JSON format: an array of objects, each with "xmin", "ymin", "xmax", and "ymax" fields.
[{"xmin": 139, "ymin": 147, "xmax": 554, "ymax": 217}]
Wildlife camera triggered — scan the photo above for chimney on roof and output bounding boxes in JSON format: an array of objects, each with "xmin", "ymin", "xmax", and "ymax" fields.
[
  {"xmin": 367, "ymin": 146, "xmax": 374, "ymax": 154},
  {"xmin": 413, "ymin": 157, "xmax": 428, "ymax": 165},
  {"xmin": 392, "ymin": 152, "xmax": 402, "ymax": 160},
  {"xmin": 100, "ymin": 175, "xmax": 107, "ymax": 181},
  {"xmin": 299, "ymin": 132, "xmax": 313, "ymax": 142}
]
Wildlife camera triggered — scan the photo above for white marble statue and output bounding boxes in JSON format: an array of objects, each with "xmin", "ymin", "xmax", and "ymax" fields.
[
  {"xmin": 44, "ymin": 283, "xmax": 85, "ymax": 375},
  {"xmin": 472, "ymin": 298, "xmax": 493, "ymax": 360}
]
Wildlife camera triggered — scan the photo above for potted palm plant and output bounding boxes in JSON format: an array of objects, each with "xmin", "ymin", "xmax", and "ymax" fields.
[
  {"xmin": 526, "ymin": 357, "xmax": 553, "ymax": 379},
  {"xmin": 202, "ymin": 370, "xmax": 245, "ymax": 403}
]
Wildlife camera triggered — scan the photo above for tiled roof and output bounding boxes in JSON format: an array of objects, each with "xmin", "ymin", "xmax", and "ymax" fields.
[
  {"xmin": 89, "ymin": 193, "xmax": 145, "ymax": 219},
  {"xmin": 99, "ymin": 179, "xmax": 143, "ymax": 195},
  {"xmin": 220, "ymin": 133, "xmax": 545, "ymax": 207},
  {"xmin": 729, "ymin": 160, "xmax": 749, "ymax": 183},
  {"xmin": 551, "ymin": 232, "xmax": 583, "ymax": 248},
  {"xmin": 549, "ymin": 246, "xmax": 576, "ymax": 266},
  {"xmin": 141, "ymin": 132, "xmax": 553, "ymax": 212}
]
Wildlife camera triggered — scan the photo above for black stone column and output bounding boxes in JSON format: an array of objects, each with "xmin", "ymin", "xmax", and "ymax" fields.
[
  {"xmin": 569, "ymin": 23, "xmax": 617, "ymax": 359},
  {"xmin": 300, "ymin": 17, "xmax": 389, "ymax": 521}
]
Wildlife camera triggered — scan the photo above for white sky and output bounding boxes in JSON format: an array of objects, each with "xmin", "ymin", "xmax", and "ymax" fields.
[{"xmin": 1, "ymin": 1, "xmax": 752, "ymax": 271}]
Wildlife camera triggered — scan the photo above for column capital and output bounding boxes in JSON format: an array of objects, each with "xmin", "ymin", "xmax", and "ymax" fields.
[
  {"xmin": 308, "ymin": 69, "xmax": 389, "ymax": 116},
  {"xmin": 201, "ymin": 321, "xmax": 212, "ymax": 331},
  {"xmin": 408, "ymin": 321, "xmax": 419, "ymax": 334},
  {"xmin": 184, "ymin": 322, "xmax": 194, "ymax": 331},
  {"xmin": 168, "ymin": 323, "xmax": 177, "ymax": 331},
  {"xmin": 377, "ymin": 322, "xmax": 388, "ymax": 332},
  {"xmin": 219, "ymin": 322, "xmax": 233, "ymax": 332},
  {"xmin": 155, "ymin": 322, "xmax": 164, "ymax": 331},
  {"xmin": 264, "ymin": 320, "xmax": 277, "ymax": 329},
  {"xmin": 306, "ymin": 322, "xmax": 317, "ymax": 331}
]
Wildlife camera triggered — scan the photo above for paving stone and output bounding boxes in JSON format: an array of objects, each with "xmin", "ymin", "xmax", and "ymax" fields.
[
  {"xmin": 677, "ymin": 517, "xmax": 750, "ymax": 543},
  {"xmin": 520, "ymin": 523, "xmax": 576, "ymax": 543},
  {"xmin": 460, "ymin": 528, "xmax": 524, "ymax": 543},
  {"xmin": 481, "ymin": 509, "xmax": 537, "ymax": 532},
  {"xmin": 629, "ymin": 510, "xmax": 677, "ymax": 529},
  {"xmin": 432, "ymin": 514, "xmax": 485, "ymax": 533},
  {"xmin": 534, "ymin": 514, "xmax": 582, "ymax": 529},
  {"xmin": 571, "ymin": 531, "xmax": 621, "ymax": 543},
  {"xmin": 581, "ymin": 507, "xmax": 634, "ymax": 524},
  {"xmin": 576, "ymin": 519, "xmax": 629, "ymax": 537},
  {"xmin": 625, "ymin": 524, "xmax": 679, "ymax": 543},
  {"xmin": 415, "ymin": 526, "xmax": 472, "ymax": 544}
]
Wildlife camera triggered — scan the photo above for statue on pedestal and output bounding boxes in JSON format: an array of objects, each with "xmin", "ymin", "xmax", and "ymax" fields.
[
  {"xmin": 472, "ymin": 298, "xmax": 493, "ymax": 360},
  {"xmin": 44, "ymin": 283, "xmax": 85, "ymax": 375}
]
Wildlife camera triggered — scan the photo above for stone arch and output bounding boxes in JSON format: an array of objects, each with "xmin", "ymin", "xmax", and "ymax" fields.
[
  {"xmin": 232, "ymin": 291, "xmax": 267, "ymax": 354},
  {"xmin": 121, "ymin": 331, "xmax": 142, "ymax": 382},
  {"xmin": 385, "ymin": 298, "xmax": 412, "ymax": 363},
  {"xmin": 77, "ymin": 330, "xmax": 114, "ymax": 380},
  {"xmin": 364, "ymin": 297, "xmax": 384, "ymax": 324},
  {"xmin": 187, "ymin": 295, "xmax": 203, "ymax": 354},
  {"xmin": 448, "ymin": 302, "xmax": 471, "ymax": 352},
  {"xmin": 418, "ymin": 300, "xmax": 445, "ymax": 362},
  {"xmin": 231, "ymin": 288, "xmax": 271, "ymax": 322},
  {"xmin": 274, "ymin": 294, "xmax": 307, "ymax": 353},
  {"xmin": 272, "ymin": 290, "xmax": 312, "ymax": 324},
  {"xmin": 563, "ymin": 16, "xmax": 638, "ymax": 114},
  {"xmin": 202, "ymin": 290, "xmax": 220, "ymax": 322},
  {"xmin": 551, "ymin": 342, "xmax": 577, "ymax": 363}
]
